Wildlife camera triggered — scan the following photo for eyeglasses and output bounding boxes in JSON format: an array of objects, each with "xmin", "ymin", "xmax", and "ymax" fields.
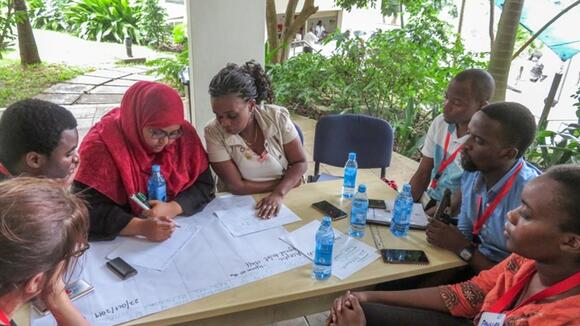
[
  {"xmin": 149, "ymin": 128, "xmax": 183, "ymax": 140},
  {"xmin": 70, "ymin": 243, "xmax": 90, "ymax": 258}
]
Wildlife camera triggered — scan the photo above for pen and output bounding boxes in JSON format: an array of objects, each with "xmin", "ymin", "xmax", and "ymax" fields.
[
  {"xmin": 136, "ymin": 192, "xmax": 152, "ymax": 209},
  {"xmin": 130, "ymin": 194, "xmax": 151, "ymax": 210}
]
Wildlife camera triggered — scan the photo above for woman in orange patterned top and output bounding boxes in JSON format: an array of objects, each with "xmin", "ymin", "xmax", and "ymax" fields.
[{"xmin": 327, "ymin": 164, "xmax": 580, "ymax": 326}]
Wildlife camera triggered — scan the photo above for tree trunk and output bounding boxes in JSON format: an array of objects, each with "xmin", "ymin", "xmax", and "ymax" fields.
[
  {"xmin": 488, "ymin": 0, "xmax": 524, "ymax": 102},
  {"xmin": 512, "ymin": 0, "xmax": 580, "ymax": 60},
  {"xmin": 266, "ymin": 0, "xmax": 279, "ymax": 63},
  {"xmin": 489, "ymin": 0, "xmax": 495, "ymax": 51},
  {"xmin": 457, "ymin": 0, "xmax": 466, "ymax": 35},
  {"xmin": 265, "ymin": 0, "xmax": 318, "ymax": 64},
  {"xmin": 13, "ymin": 0, "xmax": 41, "ymax": 65}
]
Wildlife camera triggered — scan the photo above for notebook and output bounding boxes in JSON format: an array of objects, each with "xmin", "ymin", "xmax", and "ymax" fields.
[{"xmin": 366, "ymin": 201, "xmax": 429, "ymax": 230}]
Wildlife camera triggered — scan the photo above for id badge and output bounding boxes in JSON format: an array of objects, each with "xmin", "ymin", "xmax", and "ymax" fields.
[{"xmin": 478, "ymin": 312, "xmax": 506, "ymax": 326}]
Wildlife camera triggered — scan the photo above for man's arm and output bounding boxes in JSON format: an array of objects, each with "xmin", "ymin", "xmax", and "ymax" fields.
[{"xmin": 409, "ymin": 156, "xmax": 434, "ymax": 202}]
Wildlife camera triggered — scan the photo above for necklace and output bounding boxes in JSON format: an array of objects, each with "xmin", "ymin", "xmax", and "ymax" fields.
[{"xmin": 241, "ymin": 121, "xmax": 259, "ymax": 146}]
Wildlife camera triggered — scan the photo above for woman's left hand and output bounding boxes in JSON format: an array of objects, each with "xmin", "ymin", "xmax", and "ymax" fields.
[
  {"xmin": 142, "ymin": 200, "xmax": 182, "ymax": 219},
  {"xmin": 256, "ymin": 192, "xmax": 283, "ymax": 219}
]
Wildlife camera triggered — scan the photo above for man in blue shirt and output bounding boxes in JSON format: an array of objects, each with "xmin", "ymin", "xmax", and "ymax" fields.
[{"xmin": 426, "ymin": 102, "xmax": 541, "ymax": 273}]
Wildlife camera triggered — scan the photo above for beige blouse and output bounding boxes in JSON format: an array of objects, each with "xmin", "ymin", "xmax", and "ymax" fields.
[{"xmin": 204, "ymin": 104, "xmax": 299, "ymax": 182}]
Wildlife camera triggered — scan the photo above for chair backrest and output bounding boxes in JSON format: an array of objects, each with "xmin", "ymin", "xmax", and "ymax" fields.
[
  {"xmin": 313, "ymin": 114, "xmax": 394, "ymax": 178},
  {"xmin": 293, "ymin": 122, "xmax": 304, "ymax": 145}
]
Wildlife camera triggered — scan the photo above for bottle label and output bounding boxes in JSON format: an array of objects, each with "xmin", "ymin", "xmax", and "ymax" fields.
[
  {"xmin": 343, "ymin": 168, "xmax": 357, "ymax": 188},
  {"xmin": 148, "ymin": 185, "xmax": 166, "ymax": 202}
]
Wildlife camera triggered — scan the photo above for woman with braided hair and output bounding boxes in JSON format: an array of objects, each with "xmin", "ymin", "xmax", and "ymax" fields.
[{"xmin": 205, "ymin": 60, "xmax": 307, "ymax": 219}]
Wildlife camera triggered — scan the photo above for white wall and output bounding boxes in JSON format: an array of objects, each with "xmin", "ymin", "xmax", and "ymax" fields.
[{"xmin": 186, "ymin": 0, "xmax": 266, "ymax": 132}]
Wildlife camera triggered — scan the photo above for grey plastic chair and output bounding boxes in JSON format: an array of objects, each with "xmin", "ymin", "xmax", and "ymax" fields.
[{"xmin": 310, "ymin": 114, "xmax": 394, "ymax": 182}]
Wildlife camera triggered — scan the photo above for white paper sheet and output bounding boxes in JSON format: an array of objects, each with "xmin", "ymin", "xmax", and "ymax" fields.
[
  {"xmin": 106, "ymin": 223, "xmax": 199, "ymax": 271},
  {"xmin": 31, "ymin": 195, "xmax": 310, "ymax": 326},
  {"xmin": 366, "ymin": 202, "xmax": 428, "ymax": 229},
  {"xmin": 215, "ymin": 204, "xmax": 301, "ymax": 237},
  {"xmin": 281, "ymin": 220, "xmax": 380, "ymax": 280}
]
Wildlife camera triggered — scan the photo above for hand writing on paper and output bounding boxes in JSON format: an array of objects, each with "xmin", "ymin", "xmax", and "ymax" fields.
[
  {"xmin": 426, "ymin": 218, "xmax": 469, "ymax": 254},
  {"xmin": 140, "ymin": 216, "xmax": 175, "ymax": 242},
  {"xmin": 142, "ymin": 200, "xmax": 182, "ymax": 219},
  {"xmin": 327, "ymin": 291, "xmax": 367, "ymax": 326},
  {"xmin": 255, "ymin": 192, "xmax": 283, "ymax": 219}
]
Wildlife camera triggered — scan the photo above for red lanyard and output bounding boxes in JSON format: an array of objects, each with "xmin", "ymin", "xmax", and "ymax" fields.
[
  {"xmin": 488, "ymin": 267, "xmax": 580, "ymax": 313},
  {"xmin": 430, "ymin": 131, "xmax": 463, "ymax": 190},
  {"xmin": 0, "ymin": 163, "xmax": 11, "ymax": 177},
  {"xmin": 472, "ymin": 161, "xmax": 523, "ymax": 238},
  {"xmin": 0, "ymin": 308, "xmax": 10, "ymax": 326}
]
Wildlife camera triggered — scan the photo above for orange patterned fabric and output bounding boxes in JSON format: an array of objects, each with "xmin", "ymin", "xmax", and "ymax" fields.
[{"xmin": 439, "ymin": 254, "xmax": 580, "ymax": 325}]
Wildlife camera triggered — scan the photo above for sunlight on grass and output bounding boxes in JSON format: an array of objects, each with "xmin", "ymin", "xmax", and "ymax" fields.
[{"xmin": 0, "ymin": 61, "xmax": 89, "ymax": 107}]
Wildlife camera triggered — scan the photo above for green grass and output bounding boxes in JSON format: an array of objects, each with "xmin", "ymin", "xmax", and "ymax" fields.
[{"xmin": 0, "ymin": 60, "xmax": 89, "ymax": 107}]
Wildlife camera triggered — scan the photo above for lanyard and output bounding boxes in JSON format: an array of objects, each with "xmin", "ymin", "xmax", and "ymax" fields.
[
  {"xmin": 472, "ymin": 161, "xmax": 523, "ymax": 239},
  {"xmin": 0, "ymin": 163, "xmax": 11, "ymax": 177},
  {"xmin": 430, "ymin": 130, "xmax": 463, "ymax": 190},
  {"xmin": 488, "ymin": 267, "xmax": 580, "ymax": 313},
  {"xmin": 0, "ymin": 308, "xmax": 10, "ymax": 326}
]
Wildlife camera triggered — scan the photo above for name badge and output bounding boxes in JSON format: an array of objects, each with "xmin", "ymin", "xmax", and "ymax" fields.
[{"xmin": 478, "ymin": 312, "xmax": 506, "ymax": 326}]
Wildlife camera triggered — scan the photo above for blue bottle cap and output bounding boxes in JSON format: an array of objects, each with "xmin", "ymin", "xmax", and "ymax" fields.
[
  {"xmin": 358, "ymin": 184, "xmax": 366, "ymax": 193},
  {"xmin": 152, "ymin": 164, "xmax": 161, "ymax": 172},
  {"xmin": 348, "ymin": 152, "xmax": 356, "ymax": 160}
]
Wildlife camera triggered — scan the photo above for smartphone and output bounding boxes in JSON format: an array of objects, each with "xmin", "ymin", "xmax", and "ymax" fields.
[
  {"xmin": 31, "ymin": 279, "xmax": 95, "ymax": 315},
  {"xmin": 311, "ymin": 200, "xmax": 348, "ymax": 220},
  {"xmin": 381, "ymin": 249, "xmax": 430, "ymax": 265},
  {"xmin": 368, "ymin": 199, "xmax": 387, "ymax": 210},
  {"xmin": 433, "ymin": 189, "xmax": 453, "ymax": 225},
  {"xmin": 107, "ymin": 257, "xmax": 138, "ymax": 280}
]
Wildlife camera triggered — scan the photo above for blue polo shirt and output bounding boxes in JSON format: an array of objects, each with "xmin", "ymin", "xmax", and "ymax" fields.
[{"xmin": 457, "ymin": 158, "xmax": 541, "ymax": 262}]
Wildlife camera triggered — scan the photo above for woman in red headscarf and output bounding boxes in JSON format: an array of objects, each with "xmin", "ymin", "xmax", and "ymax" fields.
[{"xmin": 74, "ymin": 81, "xmax": 214, "ymax": 242}]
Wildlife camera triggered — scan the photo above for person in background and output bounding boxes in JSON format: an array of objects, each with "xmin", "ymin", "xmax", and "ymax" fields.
[
  {"xmin": 315, "ymin": 20, "xmax": 326, "ymax": 39},
  {"xmin": 304, "ymin": 28, "xmax": 318, "ymax": 53},
  {"xmin": 0, "ymin": 99, "xmax": 79, "ymax": 187},
  {"xmin": 328, "ymin": 164, "xmax": 580, "ymax": 326},
  {"xmin": 0, "ymin": 177, "xmax": 90, "ymax": 326},
  {"xmin": 426, "ymin": 102, "xmax": 541, "ymax": 273},
  {"xmin": 75, "ymin": 81, "xmax": 214, "ymax": 242},
  {"xmin": 205, "ymin": 61, "xmax": 307, "ymax": 219},
  {"xmin": 409, "ymin": 69, "xmax": 495, "ymax": 216}
]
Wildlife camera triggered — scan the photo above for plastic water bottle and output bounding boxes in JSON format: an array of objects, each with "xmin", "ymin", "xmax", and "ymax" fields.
[
  {"xmin": 390, "ymin": 183, "xmax": 413, "ymax": 237},
  {"xmin": 313, "ymin": 216, "xmax": 334, "ymax": 280},
  {"xmin": 147, "ymin": 164, "xmax": 167, "ymax": 202},
  {"xmin": 341, "ymin": 152, "xmax": 358, "ymax": 199},
  {"xmin": 349, "ymin": 184, "xmax": 368, "ymax": 238}
]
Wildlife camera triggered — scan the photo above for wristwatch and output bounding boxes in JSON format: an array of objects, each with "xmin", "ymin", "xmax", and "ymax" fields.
[{"xmin": 459, "ymin": 245, "xmax": 475, "ymax": 262}]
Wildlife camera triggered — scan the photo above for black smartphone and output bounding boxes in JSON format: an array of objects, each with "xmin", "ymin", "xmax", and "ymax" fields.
[
  {"xmin": 381, "ymin": 249, "xmax": 429, "ymax": 265},
  {"xmin": 311, "ymin": 200, "xmax": 348, "ymax": 220},
  {"xmin": 107, "ymin": 257, "xmax": 138, "ymax": 280},
  {"xmin": 368, "ymin": 199, "xmax": 387, "ymax": 209}
]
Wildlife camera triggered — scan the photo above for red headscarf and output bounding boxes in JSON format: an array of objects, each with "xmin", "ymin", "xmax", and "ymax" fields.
[{"xmin": 75, "ymin": 81, "xmax": 209, "ymax": 214}]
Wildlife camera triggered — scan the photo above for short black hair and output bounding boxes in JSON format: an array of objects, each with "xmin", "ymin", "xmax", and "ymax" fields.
[
  {"xmin": 480, "ymin": 102, "xmax": 536, "ymax": 158},
  {"xmin": 453, "ymin": 69, "xmax": 495, "ymax": 102},
  {"xmin": 0, "ymin": 99, "xmax": 77, "ymax": 171},
  {"xmin": 543, "ymin": 164, "xmax": 580, "ymax": 234},
  {"xmin": 209, "ymin": 60, "xmax": 274, "ymax": 104}
]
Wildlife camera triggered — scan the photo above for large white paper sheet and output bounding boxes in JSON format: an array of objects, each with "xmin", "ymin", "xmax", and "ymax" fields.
[
  {"xmin": 281, "ymin": 220, "xmax": 380, "ymax": 280},
  {"xmin": 366, "ymin": 202, "xmax": 428, "ymax": 229},
  {"xmin": 106, "ymin": 223, "xmax": 199, "ymax": 271},
  {"xmin": 215, "ymin": 204, "xmax": 301, "ymax": 237},
  {"xmin": 31, "ymin": 195, "xmax": 310, "ymax": 326}
]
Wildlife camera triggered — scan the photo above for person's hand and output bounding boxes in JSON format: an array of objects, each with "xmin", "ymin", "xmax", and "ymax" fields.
[
  {"xmin": 140, "ymin": 216, "xmax": 175, "ymax": 242},
  {"xmin": 424, "ymin": 205, "xmax": 437, "ymax": 217},
  {"xmin": 426, "ymin": 218, "xmax": 469, "ymax": 254},
  {"xmin": 328, "ymin": 291, "xmax": 368, "ymax": 324},
  {"xmin": 142, "ymin": 200, "xmax": 182, "ymax": 219},
  {"xmin": 255, "ymin": 192, "xmax": 283, "ymax": 219},
  {"xmin": 42, "ymin": 273, "xmax": 90, "ymax": 326},
  {"xmin": 327, "ymin": 292, "xmax": 366, "ymax": 326}
]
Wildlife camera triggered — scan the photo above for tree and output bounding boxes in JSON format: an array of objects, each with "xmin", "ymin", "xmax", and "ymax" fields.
[
  {"xmin": 266, "ymin": 0, "xmax": 318, "ymax": 64},
  {"xmin": 0, "ymin": 0, "xmax": 15, "ymax": 59},
  {"xmin": 13, "ymin": 0, "xmax": 40, "ymax": 65},
  {"xmin": 488, "ymin": 0, "xmax": 524, "ymax": 102}
]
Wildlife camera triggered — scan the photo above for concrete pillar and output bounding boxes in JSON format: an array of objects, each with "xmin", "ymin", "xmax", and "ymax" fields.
[{"xmin": 186, "ymin": 0, "xmax": 266, "ymax": 133}]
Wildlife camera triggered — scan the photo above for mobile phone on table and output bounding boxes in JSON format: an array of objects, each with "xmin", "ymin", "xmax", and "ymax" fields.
[
  {"xmin": 107, "ymin": 257, "xmax": 138, "ymax": 280},
  {"xmin": 368, "ymin": 199, "xmax": 387, "ymax": 210},
  {"xmin": 380, "ymin": 249, "xmax": 430, "ymax": 265},
  {"xmin": 31, "ymin": 279, "xmax": 94, "ymax": 315},
  {"xmin": 311, "ymin": 200, "xmax": 348, "ymax": 220}
]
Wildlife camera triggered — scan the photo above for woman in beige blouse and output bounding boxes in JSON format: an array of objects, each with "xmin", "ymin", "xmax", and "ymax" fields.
[{"xmin": 205, "ymin": 61, "xmax": 307, "ymax": 218}]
